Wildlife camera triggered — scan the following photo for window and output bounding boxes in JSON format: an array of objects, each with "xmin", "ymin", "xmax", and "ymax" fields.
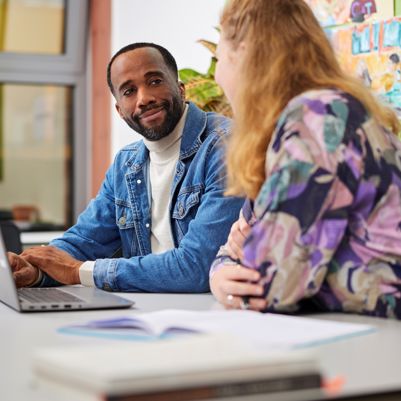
[
  {"xmin": 0, "ymin": 0, "xmax": 65, "ymax": 55},
  {"xmin": 0, "ymin": 0, "xmax": 88, "ymax": 230},
  {"xmin": 1, "ymin": 83, "xmax": 72, "ymax": 227}
]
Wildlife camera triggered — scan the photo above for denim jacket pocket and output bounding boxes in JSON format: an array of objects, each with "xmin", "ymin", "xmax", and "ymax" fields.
[
  {"xmin": 115, "ymin": 202, "xmax": 139, "ymax": 256},
  {"xmin": 172, "ymin": 188, "xmax": 202, "ymax": 220},
  {"xmin": 116, "ymin": 202, "xmax": 136, "ymax": 229},
  {"xmin": 172, "ymin": 188, "xmax": 202, "ymax": 241}
]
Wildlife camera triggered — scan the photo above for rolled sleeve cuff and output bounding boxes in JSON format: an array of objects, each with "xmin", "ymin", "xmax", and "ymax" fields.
[
  {"xmin": 92, "ymin": 258, "xmax": 119, "ymax": 291},
  {"xmin": 79, "ymin": 261, "xmax": 96, "ymax": 287}
]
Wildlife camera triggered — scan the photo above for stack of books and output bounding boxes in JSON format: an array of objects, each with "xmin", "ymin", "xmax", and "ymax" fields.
[{"xmin": 33, "ymin": 334, "xmax": 323, "ymax": 401}]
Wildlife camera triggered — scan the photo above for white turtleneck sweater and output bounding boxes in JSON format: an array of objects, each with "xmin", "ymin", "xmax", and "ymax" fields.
[
  {"xmin": 79, "ymin": 104, "xmax": 188, "ymax": 287},
  {"xmin": 143, "ymin": 104, "xmax": 187, "ymax": 254}
]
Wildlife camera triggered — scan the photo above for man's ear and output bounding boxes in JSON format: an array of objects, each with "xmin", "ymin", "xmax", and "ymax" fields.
[
  {"xmin": 179, "ymin": 81, "xmax": 186, "ymax": 101},
  {"xmin": 115, "ymin": 103, "xmax": 123, "ymax": 118}
]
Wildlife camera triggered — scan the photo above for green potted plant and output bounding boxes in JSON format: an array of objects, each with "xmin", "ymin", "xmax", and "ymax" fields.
[{"xmin": 179, "ymin": 39, "xmax": 232, "ymax": 117}]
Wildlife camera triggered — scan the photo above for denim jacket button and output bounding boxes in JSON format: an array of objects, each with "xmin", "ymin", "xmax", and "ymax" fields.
[
  {"xmin": 178, "ymin": 204, "xmax": 185, "ymax": 217},
  {"xmin": 118, "ymin": 216, "xmax": 126, "ymax": 225},
  {"xmin": 136, "ymin": 179, "xmax": 142, "ymax": 184},
  {"xmin": 145, "ymin": 223, "xmax": 150, "ymax": 228}
]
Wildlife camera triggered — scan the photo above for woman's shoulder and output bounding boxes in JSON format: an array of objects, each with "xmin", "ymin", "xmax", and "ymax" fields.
[
  {"xmin": 275, "ymin": 88, "xmax": 370, "ymax": 142},
  {"xmin": 284, "ymin": 88, "xmax": 366, "ymax": 117},
  {"xmin": 270, "ymin": 89, "xmax": 373, "ymax": 172}
]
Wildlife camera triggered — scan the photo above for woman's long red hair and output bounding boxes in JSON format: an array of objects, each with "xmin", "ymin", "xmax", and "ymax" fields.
[{"xmin": 221, "ymin": 0, "xmax": 400, "ymax": 200}]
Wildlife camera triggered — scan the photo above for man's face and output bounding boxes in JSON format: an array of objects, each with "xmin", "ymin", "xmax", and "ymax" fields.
[{"xmin": 111, "ymin": 47, "xmax": 185, "ymax": 141}]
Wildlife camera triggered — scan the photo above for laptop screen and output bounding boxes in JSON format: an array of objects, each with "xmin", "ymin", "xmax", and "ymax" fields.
[{"xmin": 0, "ymin": 231, "xmax": 22, "ymax": 311}]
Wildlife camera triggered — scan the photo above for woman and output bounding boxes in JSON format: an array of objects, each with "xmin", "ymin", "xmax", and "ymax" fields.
[{"xmin": 210, "ymin": 0, "xmax": 401, "ymax": 319}]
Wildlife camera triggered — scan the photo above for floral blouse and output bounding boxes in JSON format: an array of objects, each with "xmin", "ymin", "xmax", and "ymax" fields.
[{"xmin": 211, "ymin": 89, "xmax": 401, "ymax": 319}]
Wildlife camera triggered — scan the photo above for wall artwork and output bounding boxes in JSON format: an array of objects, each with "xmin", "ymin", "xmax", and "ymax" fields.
[
  {"xmin": 329, "ymin": 18, "xmax": 401, "ymax": 116},
  {"xmin": 305, "ymin": 1, "xmax": 401, "ymax": 117},
  {"xmin": 304, "ymin": 0, "xmax": 394, "ymax": 27}
]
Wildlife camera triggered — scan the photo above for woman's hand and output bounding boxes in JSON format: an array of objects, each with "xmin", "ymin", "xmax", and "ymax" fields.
[
  {"xmin": 210, "ymin": 264, "xmax": 267, "ymax": 311},
  {"xmin": 225, "ymin": 214, "xmax": 251, "ymax": 261}
]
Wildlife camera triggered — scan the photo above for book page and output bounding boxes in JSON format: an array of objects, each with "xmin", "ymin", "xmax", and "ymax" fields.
[{"xmin": 61, "ymin": 309, "xmax": 375, "ymax": 349}]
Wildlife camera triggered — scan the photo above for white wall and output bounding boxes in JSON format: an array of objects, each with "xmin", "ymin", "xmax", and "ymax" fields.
[{"xmin": 110, "ymin": 0, "xmax": 226, "ymax": 156}]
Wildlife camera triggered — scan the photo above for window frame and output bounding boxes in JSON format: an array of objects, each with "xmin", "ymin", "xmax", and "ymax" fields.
[{"xmin": 0, "ymin": 0, "xmax": 89, "ymax": 224}]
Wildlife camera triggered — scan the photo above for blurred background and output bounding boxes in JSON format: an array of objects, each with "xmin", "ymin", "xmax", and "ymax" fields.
[{"xmin": 0, "ymin": 0, "xmax": 225, "ymax": 236}]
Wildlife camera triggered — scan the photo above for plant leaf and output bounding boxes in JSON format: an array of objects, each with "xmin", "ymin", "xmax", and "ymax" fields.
[
  {"xmin": 179, "ymin": 68, "xmax": 203, "ymax": 83},
  {"xmin": 205, "ymin": 98, "xmax": 232, "ymax": 118},
  {"xmin": 207, "ymin": 57, "xmax": 217, "ymax": 77},
  {"xmin": 178, "ymin": 34, "xmax": 232, "ymax": 117},
  {"xmin": 197, "ymin": 39, "xmax": 217, "ymax": 56},
  {"xmin": 185, "ymin": 77, "xmax": 223, "ymax": 108}
]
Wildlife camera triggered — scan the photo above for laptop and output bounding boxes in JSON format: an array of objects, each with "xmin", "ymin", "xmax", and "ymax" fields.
[
  {"xmin": 0, "ymin": 230, "xmax": 134, "ymax": 312},
  {"xmin": 0, "ymin": 221, "xmax": 22, "ymax": 254}
]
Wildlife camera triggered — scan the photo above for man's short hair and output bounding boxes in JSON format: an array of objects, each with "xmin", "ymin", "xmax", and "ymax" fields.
[{"xmin": 107, "ymin": 42, "xmax": 178, "ymax": 94}]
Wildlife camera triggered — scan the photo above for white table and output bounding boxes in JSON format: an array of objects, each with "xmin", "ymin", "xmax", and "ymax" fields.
[
  {"xmin": 1, "ymin": 293, "xmax": 401, "ymax": 401},
  {"xmin": 20, "ymin": 231, "xmax": 65, "ymax": 248}
]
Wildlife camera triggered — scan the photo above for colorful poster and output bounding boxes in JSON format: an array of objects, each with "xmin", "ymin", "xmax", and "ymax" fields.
[
  {"xmin": 304, "ymin": 0, "xmax": 352, "ymax": 27},
  {"xmin": 305, "ymin": 1, "xmax": 401, "ymax": 115},
  {"xmin": 329, "ymin": 17, "xmax": 401, "ymax": 115},
  {"xmin": 305, "ymin": 0, "xmax": 394, "ymax": 27}
]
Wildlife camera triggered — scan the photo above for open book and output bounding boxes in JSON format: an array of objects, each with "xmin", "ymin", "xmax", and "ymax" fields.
[{"xmin": 59, "ymin": 309, "xmax": 375, "ymax": 349}]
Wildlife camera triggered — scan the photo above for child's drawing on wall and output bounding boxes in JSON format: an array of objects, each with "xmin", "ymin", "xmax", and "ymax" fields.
[
  {"xmin": 305, "ymin": 0, "xmax": 392, "ymax": 27},
  {"xmin": 350, "ymin": 0, "xmax": 377, "ymax": 22},
  {"xmin": 383, "ymin": 53, "xmax": 401, "ymax": 109},
  {"xmin": 330, "ymin": 18, "xmax": 401, "ymax": 117}
]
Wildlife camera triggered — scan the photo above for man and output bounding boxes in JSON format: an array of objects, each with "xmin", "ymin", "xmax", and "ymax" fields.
[{"xmin": 9, "ymin": 43, "xmax": 243, "ymax": 292}]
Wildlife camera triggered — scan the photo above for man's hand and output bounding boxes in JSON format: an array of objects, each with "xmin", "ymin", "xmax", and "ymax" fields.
[
  {"xmin": 21, "ymin": 246, "xmax": 82, "ymax": 285},
  {"xmin": 8, "ymin": 252, "xmax": 40, "ymax": 288},
  {"xmin": 225, "ymin": 214, "xmax": 251, "ymax": 261}
]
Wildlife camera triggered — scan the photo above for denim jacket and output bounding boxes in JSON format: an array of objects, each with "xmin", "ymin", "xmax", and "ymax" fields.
[{"xmin": 45, "ymin": 102, "xmax": 243, "ymax": 292}]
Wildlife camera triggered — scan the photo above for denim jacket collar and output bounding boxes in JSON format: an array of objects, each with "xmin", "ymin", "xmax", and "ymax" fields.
[
  {"xmin": 124, "ymin": 102, "xmax": 206, "ymax": 172},
  {"xmin": 179, "ymin": 101, "xmax": 206, "ymax": 160}
]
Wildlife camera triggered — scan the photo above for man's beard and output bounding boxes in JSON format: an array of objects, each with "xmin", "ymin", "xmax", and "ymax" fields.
[{"xmin": 124, "ymin": 97, "xmax": 184, "ymax": 141}]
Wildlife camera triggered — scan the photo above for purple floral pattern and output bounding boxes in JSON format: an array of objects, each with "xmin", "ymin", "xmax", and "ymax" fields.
[{"xmin": 212, "ymin": 89, "xmax": 401, "ymax": 318}]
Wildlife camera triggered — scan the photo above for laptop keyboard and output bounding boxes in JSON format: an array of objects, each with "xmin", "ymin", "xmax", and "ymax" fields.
[{"xmin": 18, "ymin": 288, "xmax": 84, "ymax": 304}]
